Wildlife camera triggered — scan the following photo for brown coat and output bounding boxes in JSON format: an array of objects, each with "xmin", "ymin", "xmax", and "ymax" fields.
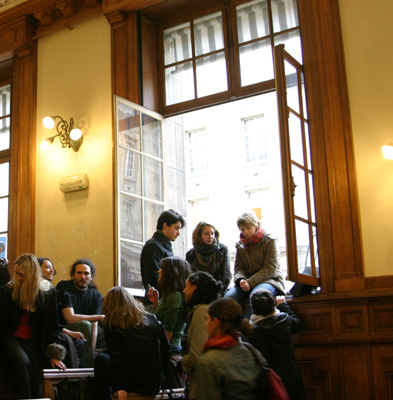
[{"xmin": 234, "ymin": 234, "xmax": 285, "ymax": 294}]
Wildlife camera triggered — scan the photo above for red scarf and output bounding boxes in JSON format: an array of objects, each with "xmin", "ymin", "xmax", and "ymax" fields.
[
  {"xmin": 240, "ymin": 227, "xmax": 266, "ymax": 253},
  {"xmin": 203, "ymin": 334, "xmax": 238, "ymax": 352}
]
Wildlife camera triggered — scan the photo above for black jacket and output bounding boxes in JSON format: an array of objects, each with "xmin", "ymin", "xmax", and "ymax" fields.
[
  {"xmin": 186, "ymin": 243, "xmax": 231, "ymax": 292},
  {"xmin": 140, "ymin": 231, "xmax": 173, "ymax": 290},
  {"xmin": 249, "ymin": 302, "xmax": 306, "ymax": 400},
  {"xmin": 104, "ymin": 313, "xmax": 171, "ymax": 396},
  {"xmin": 0, "ymin": 285, "xmax": 61, "ymax": 362}
]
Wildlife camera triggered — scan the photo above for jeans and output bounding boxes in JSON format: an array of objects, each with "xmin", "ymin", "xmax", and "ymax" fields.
[
  {"xmin": 225, "ymin": 282, "xmax": 280, "ymax": 320},
  {"xmin": 0, "ymin": 336, "xmax": 41, "ymax": 399},
  {"xmin": 94, "ymin": 352, "xmax": 112, "ymax": 400}
]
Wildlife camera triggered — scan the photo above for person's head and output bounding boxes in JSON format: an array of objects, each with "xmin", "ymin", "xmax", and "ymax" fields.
[
  {"xmin": 184, "ymin": 271, "xmax": 222, "ymax": 307},
  {"xmin": 237, "ymin": 211, "xmax": 260, "ymax": 239},
  {"xmin": 192, "ymin": 221, "xmax": 219, "ymax": 247},
  {"xmin": 70, "ymin": 259, "xmax": 97, "ymax": 291},
  {"xmin": 12, "ymin": 253, "xmax": 42, "ymax": 311},
  {"xmin": 102, "ymin": 286, "xmax": 147, "ymax": 330},
  {"xmin": 158, "ymin": 257, "xmax": 191, "ymax": 299},
  {"xmin": 37, "ymin": 257, "xmax": 56, "ymax": 282},
  {"xmin": 251, "ymin": 289, "xmax": 276, "ymax": 317},
  {"xmin": 156, "ymin": 209, "xmax": 186, "ymax": 242},
  {"xmin": 206, "ymin": 298, "xmax": 252, "ymax": 339}
]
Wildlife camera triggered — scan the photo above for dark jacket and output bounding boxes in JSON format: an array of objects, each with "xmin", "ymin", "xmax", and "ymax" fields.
[
  {"xmin": 104, "ymin": 313, "xmax": 171, "ymax": 396},
  {"xmin": 186, "ymin": 243, "xmax": 231, "ymax": 292},
  {"xmin": 249, "ymin": 302, "xmax": 306, "ymax": 400},
  {"xmin": 0, "ymin": 285, "xmax": 62, "ymax": 362},
  {"xmin": 140, "ymin": 231, "xmax": 173, "ymax": 290}
]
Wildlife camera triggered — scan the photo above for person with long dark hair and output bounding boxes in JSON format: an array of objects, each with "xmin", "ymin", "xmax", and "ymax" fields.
[
  {"xmin": 182, "ymin": 271, "xmax": 221, "ymax": 399},
  {"xmin": 186, "ymin": 221, "xmax": 231, "ymax": 294},
  {"xmin": 195, "ymin": 297, "xmax": 261, "ymax": 400},
  {"xmin": 94, "ymin": 286, "xmax": 171, "ymax": 400},
  {"xmin": 147, "ymin": 256, "xmax": 191, "ymax": 388},
  {"xmin": 0, "ymin": 253, "xmax": 66, "ymax": 399}
]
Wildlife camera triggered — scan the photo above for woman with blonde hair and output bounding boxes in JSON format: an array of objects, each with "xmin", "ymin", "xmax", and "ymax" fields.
[
  {"xmin": 195, "ymin": 297, "xmax": 262, "ymax": 400},
  {"xmin": 186, "ymin": 221, "xmax": 231, "ymax": 293},
  {"xmin": 225, "ymin": 211, "xmax": 285, "ymax": 319},
  {"xmin": 94, "ymin": 286, "xmax": 171, "ymax": 400},
  {"xmin": 0, "ymin": 253, "xmax": 66, "ymax": 399}
]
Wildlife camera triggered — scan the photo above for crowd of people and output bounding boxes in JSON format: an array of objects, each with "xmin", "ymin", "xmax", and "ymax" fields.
[{"xmin": 0, "ymin": 208, "xmax": 305, "ymax": 400}]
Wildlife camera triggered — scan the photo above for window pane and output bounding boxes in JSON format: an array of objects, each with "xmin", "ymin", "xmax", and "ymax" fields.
[
  {"xmin": 236, "ymin": 0, "xmax": 269, "ymax": 44},
  {"xmin": 143, "ymin": 156, "xmax": 163, "ymax": 201},
  {"xmin": 288, "ymin": 112, "xmax": 303, "ymax": 166},
  {"xmin": 0, "ymin": 162, "xmax": 9, "ymax": 197},
  {"xmin": 164, "ymin": 22, "xmax": 192, "ymax": 65},
  {"xmin": 301, "ymin": 71, "xmax": 308, "ymax": 119},
  {"xmin": 188, "ymin": 130, "xmax": 208, "ymax": 174},
  {"xmin": 143, "ymin": 201, "xmax": 164, "ymax": 242},
  {"xmin": 275, "ymin": 29, "xmax": 302, "ymax": 63},
  {"xmin": 120, "ymin": 194, "xmax": 142, "ymax": 242},
  {"xmin": 0, "ymin": 234, "xmax": 7, "ymax": 258},
  {"xmin": 0, "ymin": 198, "xmax": 9, "ymax": 232},
  {"xmin": 0, "ymin": 117, "xmax": 10, "ymax": 151},
  {"xmin": 292, "ymin": 164, "xmax": 307, "ymax": 220},
  {"xmin": 196, "ymin": 52, "xmax": 228, "ymax": 97},
  {"xmin": 118, "ymin": 106, "xmax": 140, "ymax": 152},
  {"xmin": 119, "ymin": 149, "xmax": 141, "ymax": 195},
  {"xmin": 239, "ymin": 40, "xmax": 274, "ymax": 86},
  {"xmin": 165, "ymin": 62, "xmax": 195, "ymax": 106},
  {"xmin": 284, "ymin": 61, "xmax": 299, "ymax": 114},
  {"xmin": 305, "ymin": 122, "xmax": 312, "ymax": 169},
  {"xmin": 309, "ymin": 172, "xmax": 316, "ymax": 223},
  {"xmin": 271, "ymin": 0, "xmax": 299, "ymax": 33},
  {"xmin": 142, "ymin": 114, "xmax": 162, "ymax": 158},
  {"xmin": 244, "ymin": 116, "xmax": 268, "ymax": 164},
  {"xmin": 194, "ymin": 12, "xmax": 224, "ymax": 57},
  {"xmin": 120, "ymin": 242, "xmax": 143, "ymax": 289},
  {"xmin": 313, "ymin": 226, "xmax": 319, "ymax": 278},
  {"xmin": 295, "ymin": 219, "xmax": 311, "ymax": 275},
  {"xmin": 0, "ymin": 85, "xmax": 11, "ymax": 117}
]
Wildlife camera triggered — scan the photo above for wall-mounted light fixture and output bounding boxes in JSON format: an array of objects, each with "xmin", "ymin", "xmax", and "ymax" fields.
[
  {"xmin": 381, "ymin": 144, "xmax": 393, "ymax": 160},
  {"xmin": 41, "ymin": 116, "xmax": 83, "ymax": 152}
]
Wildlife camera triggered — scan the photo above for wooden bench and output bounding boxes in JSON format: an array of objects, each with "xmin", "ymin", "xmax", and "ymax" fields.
[{"xmin": 41, "ymin": 368, "xmax": 94, "ymax": 400}]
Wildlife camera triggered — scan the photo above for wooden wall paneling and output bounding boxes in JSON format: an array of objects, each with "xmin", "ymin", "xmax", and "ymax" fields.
[
  {"xmin": 141, "ymin": 15, "xmax": 159, "ymax": 112},
  {"xmin": 372, "ymin": 345, "xmax": 393, "ymax": 400},
  {"xmin": 335, "ymin": 303, "xmax": 370, "ymax": 343},
  {"xmin": 338, "ymin": 346, "xmax": 374, "ymax": 400},
  {"xmin": 368, "ymin": 296, "xmax": 393, "ymax": 341},
  {"xmin": 297, "ymin": 0, "xmax": 364, "ymax": 294},
  {"xmin": 294, "ymin": 347, "xmax": 340, "ymax": 400},
  {"xmin": 106, "ymin": 10, "xmax": 140, "ymax": 103}
]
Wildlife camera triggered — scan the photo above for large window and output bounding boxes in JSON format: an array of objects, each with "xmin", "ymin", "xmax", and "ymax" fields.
[
  {"xmin": 187, "ymin": 128, "xmax": 208, "ymax": 175},
  {"xmin": 0, "ymin": 84, "xmax": 11, "ymax": 259},
  {"xmin": 158, "ymin": 0, "xmax": 320, "ymax": 287}
]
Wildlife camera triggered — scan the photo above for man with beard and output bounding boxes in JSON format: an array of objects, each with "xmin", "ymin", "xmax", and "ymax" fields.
[{"xmin": 56, "ymin": 259, "xmax": 104, "ymax": 367}]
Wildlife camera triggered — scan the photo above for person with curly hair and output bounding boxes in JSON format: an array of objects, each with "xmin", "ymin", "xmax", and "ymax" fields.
[
  {"xmin": 182, "ymin": 271, "xmax": 222, "ymax": 399},
  {"xmin": 186, "ymin": 221, "xmax": 231, "ymax": 294},
  {"xmin": 147, "ymin": 256, "xmax": 191, "ymax": 388}
]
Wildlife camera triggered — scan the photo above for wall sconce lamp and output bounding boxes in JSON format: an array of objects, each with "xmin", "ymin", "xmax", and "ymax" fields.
[
  {"xmin": 42, "ymin": 116, "xmax": 83, "ymax": 152},
  {"xmin": 381, "ymin": 144, "xmax": 393, "ymax": 160}
]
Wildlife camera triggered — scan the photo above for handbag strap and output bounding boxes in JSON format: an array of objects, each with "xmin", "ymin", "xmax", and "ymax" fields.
[{"xmin": 243, "ymin": 342, "xmax": 269, "ymax": 368}]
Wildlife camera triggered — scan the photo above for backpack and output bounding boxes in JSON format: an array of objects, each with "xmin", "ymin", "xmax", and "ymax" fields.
[{"xmin": 243, "ymin": 342, "xmax": 290, "ymax": 400}]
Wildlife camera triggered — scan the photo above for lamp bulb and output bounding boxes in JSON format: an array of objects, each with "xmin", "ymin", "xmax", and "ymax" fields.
[
  {"xmin": 43, "ymin": 117, "xmax": 55, "ymax": 129},
  {"xmin": 70, "ymin": 128, "xmax": 82, "ymax": 141},
  {"xmin": 381, "ymin": 144, "xmax": 393, "ymax": 160}
]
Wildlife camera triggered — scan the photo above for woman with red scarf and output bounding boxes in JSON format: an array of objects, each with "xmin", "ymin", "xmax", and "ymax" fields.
[
  {"xmin": 225, "ymin": 211, "xmax": 285, "ymax": 319},
  {"xmin": 195, "ymin": 297, "xmax": 263, "ymax": 400}
]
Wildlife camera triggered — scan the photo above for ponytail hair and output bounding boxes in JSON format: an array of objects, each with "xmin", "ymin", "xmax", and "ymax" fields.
[{"xmin": 208, "ymin": 297, "xmax": 252, "ymax": 339}]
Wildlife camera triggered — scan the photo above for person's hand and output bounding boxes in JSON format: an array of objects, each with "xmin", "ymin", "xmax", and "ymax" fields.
[
  {"xmin": 147, "ymin": 287, "xmax": 159, "ymax": 307},
  {"xmin": 114, "ymin": 390, "xmax": 128, "ymax": 400},
  {"xmin": 51, "ymin": 358, "xmax": 66, "ymax": 370},
  {"xmin": 275, "ymin": 295, "xmax": 286, "ymax": 306},
  {"xmin": 66, "ymin": 330, "xmax": 85, "ymax": 341},
  {"xmin": 240, "ymin": 279, "xmax": 250, "ymax": 292}
]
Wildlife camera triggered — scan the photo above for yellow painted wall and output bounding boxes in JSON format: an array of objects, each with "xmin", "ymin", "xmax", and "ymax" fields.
[
  {"xmin": 35, "ymin": 16, "xmax": 113, "ymax": 295},
  {"xmin": 339, "ymin": 0, "xmax": 393, "ymax": 277}
]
